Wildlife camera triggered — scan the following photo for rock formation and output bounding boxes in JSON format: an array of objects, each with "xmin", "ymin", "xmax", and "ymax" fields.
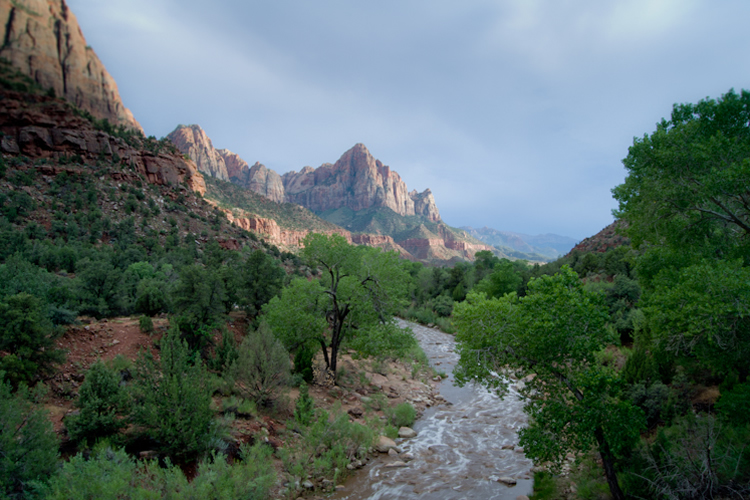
[
  {"xmin": 0, "ymin": 89, "xmax": 205, "ymax": 195},
  {"xmin": 282, "ymin": 144, "xmax": 441, "ymax": 221},
  {"xmin": 244, "ymin": 162, "xmax": 285, "ymax": 203},
  {"xmin": 167, "ymin": 125, "xmax": 229, "ymax": 181},
  {"xmin": 0, "ymin": 0, "xmax": 142, "ymax": 132}
]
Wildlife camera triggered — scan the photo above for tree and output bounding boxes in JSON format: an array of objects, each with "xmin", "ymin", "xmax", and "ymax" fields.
[
  {"xmin": 66, "ymin": 360, "xmax": 129, "ymax": 443},
  {"xmin": 234, "ymin": 249, "xmax": 285, "ymax": 318},
  {"xmin": 453, "ymin": 266, "xmax": 643, "ymax": 500},
  {"xmin": 130, "ymin": 328, "xmax": 213, "ymax": 460},
  {"xmin": 263, "ymin": 233, "xmax": 408, "ymax": 377},
  {"xmin": 613, "ymin": 88, "xmax": 750, "ymax": 259},
  {"xmin": 0, "ymin": 375, "xmax": 58, "ymax": 499},
  {"xmin": 0, "ymin": 293, "xmax": 64, "ymax": 386},
  {"xmin": 473, "ymin": 259, "xmax": 522, "ymax": 298}
]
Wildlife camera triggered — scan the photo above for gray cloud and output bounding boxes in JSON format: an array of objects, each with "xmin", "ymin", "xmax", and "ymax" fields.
[{"xmin": 68, "ymin": 0, "xmax": 750, "ymax": 239}]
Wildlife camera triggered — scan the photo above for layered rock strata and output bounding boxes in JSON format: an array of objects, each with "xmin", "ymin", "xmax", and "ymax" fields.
[
  {"xmin": 0, "ymin": 0, "xmax": 142, "ymax": 132},
  {"xmin": 0, "ymin": 90, "xmax": 205, "ymax": 194},
  {"xmin": 282, "ymin": 143, "xmax": 440, "ymax": 221}
]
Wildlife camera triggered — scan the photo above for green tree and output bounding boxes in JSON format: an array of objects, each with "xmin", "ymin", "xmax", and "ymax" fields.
[
  {"xmin": 0, "ymin": 375, "xmax": 58, "ymax": 499},
  {"xmin": 234, "ymin": 249, "xmax": 285, "ymax": 318},
  {"xmin": 473, "ymin": 259, "xmax": 522, "ymax": 298},
  {"xmin": 66, "ymin": 360, "xmax": 129, "ymax": 443},
  {"xmin": 130, "ymin": 328, "xmax": 213, "ymax": 460},
  {"xmin": 0, "ymin": 293, "xmax": 64, "ymax": 386},
  {"xmin": 453, "ymin": 266, "xmax": 643, "ymax": 500},
  {"xmin": 171, "ymin": 264, "xmax": 226, "ymax": 352},
  {"xmin": 264, "ymin": 233, "xmax": 408, "ymax": 377},
  {"xmin": 613, "ymin": 88, "xmax": 750, "ymax": 259}
]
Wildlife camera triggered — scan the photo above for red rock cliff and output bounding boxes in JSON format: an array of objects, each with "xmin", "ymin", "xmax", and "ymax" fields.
[
  {"xmin": 0, "ymin": 0, "xmax": 142, "ymax": 132},
  {"xmin": 0, "ymin": 89, "xmax": 205, "ymax": 195},
  {"xmin": 282, "ymin": 144, "xmax": 441, "ymax": 221}
]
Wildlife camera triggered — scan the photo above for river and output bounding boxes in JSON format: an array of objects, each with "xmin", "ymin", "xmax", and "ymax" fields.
[{"xmin": 332, "ymin": 319, "xmax": 534, "ymax": 499}]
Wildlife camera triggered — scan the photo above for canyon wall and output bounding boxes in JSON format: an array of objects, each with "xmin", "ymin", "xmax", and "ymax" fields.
[{"xmin": 0, "ymin": 0, "xmax": 142, "ymax": 132}]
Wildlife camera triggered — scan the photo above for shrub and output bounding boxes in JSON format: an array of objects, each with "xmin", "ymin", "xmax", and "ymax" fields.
[
  {"xmin": 138, "ymin": 315, "xmax": 154, "ymax": 334},
  {"xmin": 46, "ymin": 443, "xmax": 275, "ymax": 500},
  {"xmin": 293, "ymin": 344, "xmax": 314, "ymax": 383},
  {"xmin": 130, "ymin": 328, "xmax": 213, "ymax": 460},
  {"xmin": 66, "ymin": 360, "xmax": 129, "ymax": 444},
  {"xmin": 387, "ymin": 402, "xmax": 416, "ymax": 428},
  {"xmin": 294, "ymin": 382, "xmax": 315, "ymax": 427},
  {"xmin": 0, "ymin": 292, "xmax": 64, "ymax": 386},
  {"xmin": 229, "ymin": 322, "xmax": 291, "ymax": 407},
  {"xmin": 0, "ymin": 376, "xmax": 58, "ymax": 499},
  {"xmin": 715, "ymin": 382, "xmax": 750, "ymax": 426}
]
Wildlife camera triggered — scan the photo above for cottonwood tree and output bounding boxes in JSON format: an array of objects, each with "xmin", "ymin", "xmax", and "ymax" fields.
[
  {"xmin": 263, "ymin": 233, "xmax": 408, "ymax": 378},
  {"xmin": 613, "ymin": 88, "xmax": 750, "ymax": 259},
  {"xmin": 453, "ymin": 266, "xmax": 643, "ymax": 500}
]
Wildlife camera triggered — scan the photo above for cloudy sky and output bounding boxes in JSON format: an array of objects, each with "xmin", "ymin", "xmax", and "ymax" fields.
[{"xmin": 67, "ymin": 0, "xmax": 750, "ymax": 240}]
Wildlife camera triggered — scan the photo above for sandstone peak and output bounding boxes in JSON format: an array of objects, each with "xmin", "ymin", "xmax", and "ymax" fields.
[
  {"xmin": 282, "ymin": 143, "xmax": 441, "ymax": 221},
  {"xmin": 167, "ymin": 124, "xmax": 229, "ymax": 181},
  {"xmin": 0, "ymin": 0, "xmax": 142, "ymax": 132}
]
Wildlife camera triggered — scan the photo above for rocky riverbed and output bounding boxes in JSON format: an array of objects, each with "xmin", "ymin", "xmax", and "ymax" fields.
[{"xmin": 331, "ymin": 319, "xmax": 535, "ymax": 500}]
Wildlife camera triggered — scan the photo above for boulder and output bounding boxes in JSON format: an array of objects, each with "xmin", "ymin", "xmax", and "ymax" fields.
[
  {"xmin": 375, "ymin": 435, "xmax": 398, "ymax": 453},
  {"xmin": 398, "ymin": 427, "xmax": 417, "ymax": 439}
]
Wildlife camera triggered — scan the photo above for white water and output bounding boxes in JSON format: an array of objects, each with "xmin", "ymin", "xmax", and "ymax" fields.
[{"xmin": 332, "ymin": 319, "xmax": 534, "ymax": 499}]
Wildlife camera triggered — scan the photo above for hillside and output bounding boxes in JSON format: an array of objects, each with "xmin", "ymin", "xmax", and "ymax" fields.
[{"xmin": 461, "ymin": 225, "xmax": 578, "ymax": 259}]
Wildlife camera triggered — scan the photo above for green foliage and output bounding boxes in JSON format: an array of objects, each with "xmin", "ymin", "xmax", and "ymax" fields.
[
  {"xmin": 644, "ymin": 259, "xmax": 750, "ymax": 378},
  {"xmin": 66, "ymin": 361, "xmax": 129, "ymax": 444},
  {"xmin": 138, "ymin": 314, "xmax": 154, "ymax": 334},
  {"xmin": 280, "ymin": 406, "xmax": 374, "ymax": 484},
  {"xmin": 293, "ymin": 344, "xmax": 314, "ymax": 384},
  {"xmin": 0, "ymin": 376, "xmax": 58, "ymax": 499},
  {"xmin": 130, "ymin": 328, "xmax": 214, "ymax": 460},
  {"xmin": 614, "ymin": 88, "xmax": 750, "ymax": 258},
  {"xmin": 294, "ymin": 381, "xmax": 315, "ymax": 427},
  {"xmin": 45, "ymin": 443, "xmax": 275, "ymax": 500},
  {"xmin": 229, "ymin": 322, "xmax": 290, "ymax": 407},
  {"xmin": 453, "ymin": 266, "xmax": 643, "ymax": 500},
  {"xmin": 171, "ymin": 264, "xmax": 226, "ymax": 351},
  {"xmin": 622, "ymin": 347, "xmax": 659, "ymax": 385},
  {"xmin": 633, "ymin": 414, "xmax": 750, "ymax": 499},
  {"xmin": 715, "ymin": 382, "xmax": 750, "ymax": 426},
  {"xmin": 387, "ymin": 402, "xmax": 416, "ymax": 428},
  {"xmin": 0, "ymin": 292, "xmax": 64, "ymax": 386},
  {"xmin": 265, "ymin": 233, "xmax": 408, "ymax": 376},
  {"xmin": 473, "ymin": 259, "xmax": 523, "ymax": 298},
  {"xmin": 234, "ymin": 249, "xmax": 285, "ymax": 318}
]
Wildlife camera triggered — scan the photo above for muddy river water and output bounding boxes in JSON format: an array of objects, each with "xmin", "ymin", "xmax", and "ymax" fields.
[{"xmin": 332, "ymin": 319, "xmax": 534, "ymax": 499}]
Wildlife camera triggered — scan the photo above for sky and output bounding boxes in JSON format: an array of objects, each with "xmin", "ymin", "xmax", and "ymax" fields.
[{"xmin": 66, "ymin": 0, "xmax": 750, "ymax": 240}]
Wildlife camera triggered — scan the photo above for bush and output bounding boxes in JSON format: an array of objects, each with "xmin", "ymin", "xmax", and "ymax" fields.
[
  {"xmin": 66, "ymin": 361, "xmax": 129, "ymax": 444},
  {"xmin": 0, "ymin": 292, "xmax": 64, "ymax": 386},
  {"xmin": 130, "ymin": 328, "xmax": 214, "ymax": 460},
  {"xmin": 387, "ymin": 402, "xmax": 416, "ymax": 428},
  {"xmin": 0, "ymin": 376, "xmax": 58, "ymax": 499},
  {"xmin": 716, "ymin": 382, "xmax": 750, "ymax": 426},
  {"xmin": 294, "ymin": 382, "xmax": 315, "ymax": 427},
  {"xmin": 138, "ymin": 314, "xmax": 154, "ymax": 334},
  {"xmin": 46, "ymin": 443, "xmax": 275, "ymax": 500},
  {"xmin": 229, "ymin": 322, "xmax": 291, "ymax": 407},
  {"xmin": 293, "ymin": 344, "xmax": 314, "ymax": 384}
]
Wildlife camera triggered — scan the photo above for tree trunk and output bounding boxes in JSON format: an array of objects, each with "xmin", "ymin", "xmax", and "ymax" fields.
[{"xmin": 595, "ymin": 427, "xmax": 625, "ymax": 500}]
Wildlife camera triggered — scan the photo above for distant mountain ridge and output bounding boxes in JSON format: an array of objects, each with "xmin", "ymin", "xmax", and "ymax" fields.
[
  {"xmin": 167, "ymin": 125, "xmax": 440, "ymax": 221},
  {"xmin": 461, "ymin": 226, "xmax": 578, "ymax": 259},
  {"xmin": 168, "ymin": 124, "xmax": 489, "ymax": 262}
]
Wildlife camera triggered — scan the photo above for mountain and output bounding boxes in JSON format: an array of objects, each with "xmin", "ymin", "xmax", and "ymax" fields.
[
  {"xmin": 567, "ymin": 220, "xmax": 629, "ymax": 255},
  {"xmin": 461, "ymin": 226, "xmax": 578, "ymax": 259},
  {"xmin": 167, "ymin": 124, "xmax": 487, "ymax": 262},
  {"xmin": 282, "ymin": 143, "xmax": 440, "ymax": 221},
  {"xmin": 0, "ymin": 0, "xmax": 142, "ymax": 132}
]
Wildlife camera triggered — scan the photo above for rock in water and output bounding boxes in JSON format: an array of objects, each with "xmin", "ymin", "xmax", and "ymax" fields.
[{"xmin": 398, "ymin": 426, "xmax": 417, "ymax": 438}]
